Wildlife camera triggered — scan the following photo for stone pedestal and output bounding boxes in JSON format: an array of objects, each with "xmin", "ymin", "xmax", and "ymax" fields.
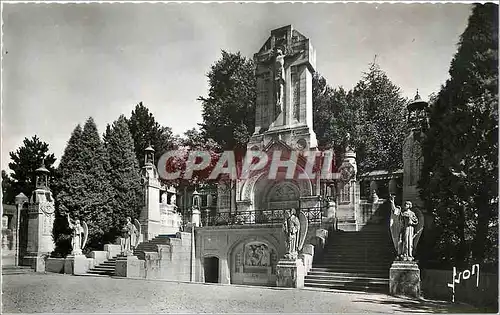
[
  {"xmin": 276, "ymin": 258, "xmax": 305, "ymax": 288},
  {"xmin": 22, "ymin": 253, "xmax": 47, "ymax": 272},
  {"xmin": 115, "ymin": 255, "xmax": 144, "ymax": 278},
  {"xmin": 64, "ymin": 254, "xmax": 90, "ymax": 275},
  {"xmin": 389, "ymin": 260, "xmax": 421, "ymax": 298}
]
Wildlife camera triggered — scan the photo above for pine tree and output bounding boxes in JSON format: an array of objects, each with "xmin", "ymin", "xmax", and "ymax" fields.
[
  {"xmin": 127, "ymin": 102, "xmax": 178, "ymax": 167},
  {"xmin": 56, "ymin": 119, "xmax": 115, "ymax": 252},
  {"xmin": 104, "ymin": 115, "xmax": 144, "ymax": 229},
  {"xmin": 7, "ymin": 135, "xmax": 57, "ymax": 201},
  {"xmin": 53, "ymin": 125, "xmax": 84, "ymax": 256},
  {"xmin": 420, "ymin": 3, "xmax": 498, "ymax": 267},
  {"xmin": 350, "ymin": 63, "xmax": 408, "ymax": 173}
]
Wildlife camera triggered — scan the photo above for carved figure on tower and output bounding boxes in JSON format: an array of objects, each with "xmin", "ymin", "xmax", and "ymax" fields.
[
  {"xmin": 389, "ymin": 195, "xmax": 424, "ymax": 261},
  {"xmin": 274, "ymin": 48, "xmax": 285, "ymax": 119}
]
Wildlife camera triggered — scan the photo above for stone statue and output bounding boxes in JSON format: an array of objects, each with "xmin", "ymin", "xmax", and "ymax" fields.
[
  {"xmin": 274, "ymin": 49, "xmax": 285, "ymax": 119},
  {"xmin": 121, "ymin": 217, "xmax": 140, "ymax": 256},
  {"xmin": 282, "ymin": 208, "xmax": 308, "ymax": 260},
  {"xmin": 67, "ymin": 214, "xmax": 88, "ymax": 255},
  {"xmin": 169, "ymin": 194, "xmax": 176, "ymax": 206},
  {"xmin": 389, "ymin": 195, "xmax": 424, "ymax": 261},
  {"xmin": 161, "ymin": 193, "xmax": 168, "ymax": 204}
]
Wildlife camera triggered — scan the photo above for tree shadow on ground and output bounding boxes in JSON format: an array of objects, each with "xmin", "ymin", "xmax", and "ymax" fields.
[{"xmin": 352, "ymin": 295, "xmax": 496, "ymax": 313}]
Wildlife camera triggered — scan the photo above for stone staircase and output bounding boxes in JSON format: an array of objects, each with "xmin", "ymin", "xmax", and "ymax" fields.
[
  {"xmin": 87, "ymin": 257, "xmax": 118, "ymax": 276},
  {"xmin": 2, "ymin": 265, "xmax": 35, "ymax": 275},
  {"xmin": 84, "ymin": 234, "xmax": 177, "ymax": 276},
  {"xmin": 305, "ymin": 223, "xmax": 394, "ymax": 293},
  {"xmin": 133, "ymin": 234, "xmax": 176, "ymax": 258}
]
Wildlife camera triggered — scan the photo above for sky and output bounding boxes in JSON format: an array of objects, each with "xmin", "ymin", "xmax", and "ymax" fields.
[{"xmin": 2, "ymin": 2, "xmax": 473, "ymax": 171}]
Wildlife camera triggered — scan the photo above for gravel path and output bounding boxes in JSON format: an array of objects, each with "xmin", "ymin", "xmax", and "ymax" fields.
[{"xmin": 3, "ymin": 273, "xmax": 480, "ymax": 313}]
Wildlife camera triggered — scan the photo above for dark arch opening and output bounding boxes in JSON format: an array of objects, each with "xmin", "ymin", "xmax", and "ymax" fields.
[{"xmin": 204, "ymin": 256, "xmax": 219, "ymax": 283}]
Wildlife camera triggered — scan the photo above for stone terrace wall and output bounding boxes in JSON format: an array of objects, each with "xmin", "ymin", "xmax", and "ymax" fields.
[{"xmin": 421, "ymin": 269, "xmax": 498, "ymax": 311}]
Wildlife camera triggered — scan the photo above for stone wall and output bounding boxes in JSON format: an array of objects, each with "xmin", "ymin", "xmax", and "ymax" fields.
[
  {"xmin": 195, "ymin": 223, "xmax": 326, "ymax": 286},
  {"xmin": 141, "ymin": 232, "xmax": 192, "ymax": 281},
  {"xmin": 421, "ymin": 269, "xmax": 498, "ymax": 310}
]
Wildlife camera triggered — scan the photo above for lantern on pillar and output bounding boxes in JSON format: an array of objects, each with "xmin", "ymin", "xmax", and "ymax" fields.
[
  {"xmin": 192, "ymin": 190, "xmax": 201, "ymax": 209},
  {"xmin": 35, "ymin": 161, "xmax": 49, "ymax": 189},
  {"xmin": 145, "ymin": 144, "xmax": 155, "ymax": 166}
]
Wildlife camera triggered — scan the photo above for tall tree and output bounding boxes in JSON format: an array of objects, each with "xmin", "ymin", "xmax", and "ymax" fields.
[
  {"xmin": 198, "ymin": 50, "xmax": 256, "ymax": 152},
  {"xmin": 104, "ymin": 115, "xmax": 144, "ymax": 227},
  {"xmin": 6, "ymin": 136, "xmax": 57, "ymax": 203},
  {"xmin": 127, "ymin": 102, "xmax": 178, "ymax": 167},
  {"xmin": 56, "ymin": 118, "xmax": 115, "ymax": 251},
  {"xmin": 420, "ymin": 3, "xmax": 498, "ymax": 267},
  {"xmin": 348, "ymin": 63, "xmax": 408, "ymax": 173}
]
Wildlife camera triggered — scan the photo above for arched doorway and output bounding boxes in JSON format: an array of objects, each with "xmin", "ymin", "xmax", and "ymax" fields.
[{"xmin": 203, "ymin": 256, "xmax": 219, "ymax": 283}]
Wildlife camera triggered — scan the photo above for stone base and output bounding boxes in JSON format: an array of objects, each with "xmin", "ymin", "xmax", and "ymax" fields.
[
  {"xmin": 389, "ymin": 260, "xmax": 421, "ymax": 298},
  {"xmin": 64, "ymin": 254, "xmax": 90, "ymax": 275},
  {"xmin": 22, "ymin": 252, "xmax": 48, "ymax": 272},
  {"xmin": 115, "ymin": 255, "xmax": 145, "ymax": 278},
  {"xmin": 276, "ymin": 258, "xmax": 305, "ymax": 288}
]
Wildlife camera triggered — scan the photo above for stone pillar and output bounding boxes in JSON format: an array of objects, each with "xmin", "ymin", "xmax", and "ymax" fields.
[
  {"xmin": 191, "ymin": 208, "xmax": 201, "ymax": 227},
  {"xmin": 389, "ymin": 261, "xmax": 421, "ymax": 298},
  {"xmin": 140, "ymin": 146, "xmax": 162, "ymax": 241},
  {"xmin": 23, "ymin": 163, "xmax": 55, "ymax": 271},
  {"xmin": 276, "ymin": 258, "xmax": 305, "ymax": 288},
  {"xmin": 14, "ymin": 193, "xmax": 28, "ymax": 266}
]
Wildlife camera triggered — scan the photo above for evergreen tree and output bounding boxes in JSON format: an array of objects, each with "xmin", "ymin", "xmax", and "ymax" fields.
[
  {"xmin": 7, "ymin": 135, "xmax": 57, "ymax": 201},
  {"xmin": 127, "ymin": 102, "xmax": 178, "ymax": 167},
  {"xmin": 198, "ymin": 50, "xmax": 256, "ymax": 152},
  {"xmin": 104, "ymin": 115, "xmax": 144, "ymax": 228},
  {"xmin": 349, "ymin": 63, "xmax": 408, "ymax": 173},
  {"xmin": 420, "ymin": 3, "xmax": 498, "ymax": 267},
  {"xmin": 56, "ymin": 119, "xmax": 115, "ymax": 252}
]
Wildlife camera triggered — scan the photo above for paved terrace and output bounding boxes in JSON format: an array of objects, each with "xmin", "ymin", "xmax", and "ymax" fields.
[{"xmin": 3, "ymin": 273, "xmax": 487, "ymax": 313}]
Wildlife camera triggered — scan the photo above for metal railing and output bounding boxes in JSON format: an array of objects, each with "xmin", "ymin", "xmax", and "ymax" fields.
[{"xmin": 200, "ymin": 206, "xmax": 326, "ymax": 227}]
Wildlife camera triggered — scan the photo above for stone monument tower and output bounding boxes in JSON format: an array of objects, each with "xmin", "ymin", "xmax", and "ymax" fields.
[
  {"xmin": 248, "ymin": 25, "xmax": 318, "ymax": 151},
  {"xmin": 22, "ymin": 162, "xmax": 55, "ymax": 271},
  {"xmin": 402, "ymin": 91, "xmax": 429, "ymax": 208},
  {"xmin": 140, "ymin": 145, "xmax": 182, "ymax": 241}
]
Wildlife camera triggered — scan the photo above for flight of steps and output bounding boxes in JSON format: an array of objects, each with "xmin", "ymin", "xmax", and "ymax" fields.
[
  {"xmin": 87, "ymin": 257, "xmax": 118, "ymax": 276},
  {"xmin": 133, "ymin": 234, "xmax": 176, "ymax": 258},
  {"xmin": 2, "ymin": 265, "xmax": 35, "ymax": 275},
  {"xmin": 85, "ymin": 234, "xmax": 177, "ymax": 276},
  {"xmin": 305, "ymin": 223, "xmax": 395, "ymax": 293}
]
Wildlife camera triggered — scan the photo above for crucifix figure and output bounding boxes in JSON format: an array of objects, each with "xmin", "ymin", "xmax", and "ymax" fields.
[{"xmin": 274, "ymin": 49, "xmax": 285, "ymax": 120}]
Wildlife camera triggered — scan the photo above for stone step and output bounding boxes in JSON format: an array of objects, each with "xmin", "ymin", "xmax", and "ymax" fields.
[
  {"xmin": 91, "ymin": 266, "xmax": 115, "ymax": 271},
  {"xmin": 304, "ymin": 281, "xmax": 388, "ymax": 293},
  {"xmin": 307, "ymin": 270, "xmax": 389, "ymax": 278},
  {"xmin": 305, "ymin": 276, "xmax": 389, "ymax": 284},
  {"xmin": 2, "ymin": 266, "xmax": 34, "ymax": 275},
  {"xmin": 87, "ymin": 269, "xmax": 114, "ymax": 276}
]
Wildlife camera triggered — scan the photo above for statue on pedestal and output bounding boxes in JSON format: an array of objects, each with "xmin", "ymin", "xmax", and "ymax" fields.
[
  {"xmin": 282, "ymin": 208, "xmax": 308, "ymax": 260},
  {"xmin": 67, "ymin": 214, "xmax": 88, "ymax": 255},
  {"xmin": 389, "ymin": 195, "xmax": 424, "ymax": 261},
  {"xmin": 121, "ymin": 217, "xmax": 141, "ymax": 256}
]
